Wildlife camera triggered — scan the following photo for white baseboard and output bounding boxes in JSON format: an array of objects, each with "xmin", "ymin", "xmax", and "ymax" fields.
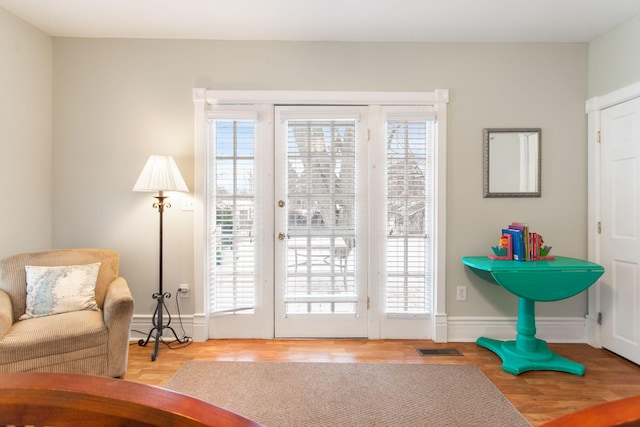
[
  {"xmin": 129, "ymin": 314, "xmax": 591, "ymax": 343},
  {"xmin": 446, "ymin": 316, "xmax": 589, "ymax": 343},
  {"xmin": 129, "ymin": 314, "xmax": 195, "ymax": 342}
]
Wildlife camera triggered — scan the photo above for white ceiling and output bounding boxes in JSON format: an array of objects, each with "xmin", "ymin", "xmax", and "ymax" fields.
[{"xmin": 2, "ymin": 0, "xmax": 640, "ymax": 43}]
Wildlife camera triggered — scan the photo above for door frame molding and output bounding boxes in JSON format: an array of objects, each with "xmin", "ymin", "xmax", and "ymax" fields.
[
  {"xmin": 585, "ymin": 81, "xmax": 640, "ymax": 347},
  {"xmin": 193, "ymin": 89, "xmax": 449, "ymax": 342}
]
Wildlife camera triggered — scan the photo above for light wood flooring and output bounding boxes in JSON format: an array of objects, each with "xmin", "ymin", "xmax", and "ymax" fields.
[{"xmin": 125, "ymin": 339, "xmax": 640, "ymax": 426}]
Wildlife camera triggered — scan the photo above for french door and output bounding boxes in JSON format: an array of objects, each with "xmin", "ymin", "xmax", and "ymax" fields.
[
  {"xmin": 274, "ymin": 106, "xmax": 368, "ymax": 337},
  {"xmin": 197, "ymin": 91, "xmax": 446, "ymax": 340}
]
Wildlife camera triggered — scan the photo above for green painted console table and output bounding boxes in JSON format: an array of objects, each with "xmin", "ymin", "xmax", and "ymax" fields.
[{"xmin": 461, "ymin": 256, "xmax": 604, "ymax": 376}]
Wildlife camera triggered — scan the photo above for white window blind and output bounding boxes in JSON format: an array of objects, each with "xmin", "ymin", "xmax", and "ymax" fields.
[
  {"xmin": 285, "ymin": 118, "xmax": 358, "ymax": 314},
  {"xmin": 208, "ymin": 119, "xmax": 256, "ymax": 314},
  {"xmin": 385, "ymin": 118, "xmax": 434, "ymax": 315}
]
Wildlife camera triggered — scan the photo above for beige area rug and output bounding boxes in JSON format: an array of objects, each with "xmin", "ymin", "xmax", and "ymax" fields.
[{"xmin": 165, "ymin": 361, "xmax": 531, "ymax": 427}]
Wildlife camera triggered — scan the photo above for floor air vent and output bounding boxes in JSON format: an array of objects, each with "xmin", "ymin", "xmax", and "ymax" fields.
[{"xmin": 416, "ymin": 348, "xmax": 463, "ymax": 356}]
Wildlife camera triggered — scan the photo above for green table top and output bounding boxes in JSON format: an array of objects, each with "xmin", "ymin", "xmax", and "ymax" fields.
[{"xmin": 461, "ymin": 256, "xmax": 605, "ymax": 301}]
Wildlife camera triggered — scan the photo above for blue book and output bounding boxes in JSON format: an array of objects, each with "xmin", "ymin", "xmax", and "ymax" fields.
[
  {"xmin": 509, "ymin": 223, "xmax": 530, "ymax": 261},
  {"xmin": 502, "ymin": 228, "xmax": 524, "ymax": 261}
]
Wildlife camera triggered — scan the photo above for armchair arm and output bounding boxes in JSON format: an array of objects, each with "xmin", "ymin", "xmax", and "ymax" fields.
[
  {"xmin": 103, "ymin": 276, "xmax": 134, "ymax": 377},
  {"xmin": 0, "ymin": 290, "xmax": 13, "ymax": 340},
  {"xmin": 103, "ymin": 277, "xmax": 134, "ymax": 327}
]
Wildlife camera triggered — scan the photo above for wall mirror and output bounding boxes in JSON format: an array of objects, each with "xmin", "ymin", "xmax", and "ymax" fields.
[{"xmin": 483, "ymin": 128, "xmax": 541, "ymax": 198}]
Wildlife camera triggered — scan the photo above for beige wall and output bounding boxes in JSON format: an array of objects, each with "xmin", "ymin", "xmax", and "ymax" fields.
[
  {"xmin": 588, "ymin": 13, "xmax": 640, "ymax": 97},
  {"xmin": 2, "ymin": 5, "xmax": 638, "ymax": 337},
  {"xmin": 0, "ymin": 9, "xmax": 52, "ymax": 259},
  {"xmin": 51, "ymin": 39, "xmax": 589, "ymax": 318}
]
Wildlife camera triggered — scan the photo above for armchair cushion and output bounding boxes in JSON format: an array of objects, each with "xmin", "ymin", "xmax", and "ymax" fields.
[
  {"xmin": 0, "ymin": 311, "xmax": 108, "ymax": 374},
  {"xmin": 20, "ymin": 263, "xmax": 101, "ymax": 320}
]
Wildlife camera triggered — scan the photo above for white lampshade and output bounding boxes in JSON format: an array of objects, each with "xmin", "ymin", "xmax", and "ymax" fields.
[{"xmin": 133, "ymin": 155, "xmax": 189, "ymax": 193}]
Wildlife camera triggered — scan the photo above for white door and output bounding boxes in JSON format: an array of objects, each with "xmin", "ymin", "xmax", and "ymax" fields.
[
  {"xmin": 600, "ymin": 97, "xmax": 640, "ymax": 365},
  {"xmin": 274, "ymin": 106, "xmax": 369, "ymax": 337}
]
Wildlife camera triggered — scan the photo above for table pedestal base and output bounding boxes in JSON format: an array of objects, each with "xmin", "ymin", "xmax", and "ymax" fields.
[{"xmin": 477, "ymin": 336, "xmax": 585, "ymax": 376}]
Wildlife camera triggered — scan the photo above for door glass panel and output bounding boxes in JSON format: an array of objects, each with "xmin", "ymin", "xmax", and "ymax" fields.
[
  {"xmin": 385, "ymin": 119, "xmax": 433, "ymax": 314},
  {"xmin": 209, "ymin": 120, "xmax": 256, "ymax": 314},
  {"xmin": 285, "ymin": 119, "xmax": 357, "ymax": 314}
]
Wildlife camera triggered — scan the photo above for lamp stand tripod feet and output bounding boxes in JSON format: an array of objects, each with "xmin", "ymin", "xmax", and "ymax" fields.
[{"xmin": 138, "ymin": 291, "xmax": 186, "ymax": 361}]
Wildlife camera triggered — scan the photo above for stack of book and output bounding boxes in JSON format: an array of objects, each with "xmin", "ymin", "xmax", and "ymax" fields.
[{"xmin": 489, "ymin": 222, "xmax": 554, "ymax": 261}]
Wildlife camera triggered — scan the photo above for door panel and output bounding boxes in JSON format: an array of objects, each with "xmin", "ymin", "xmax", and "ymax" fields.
[
  {"xmin": 274, "ymin": 106, "xmax": 368, "ymax": 338},
  {"xmin": 601, "ymin": 97, "xmax": 640, "ymax": 365}
]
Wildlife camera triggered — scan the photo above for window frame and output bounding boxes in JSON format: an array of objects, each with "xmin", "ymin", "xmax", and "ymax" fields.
[
  {"xmin": 193, "ymin": 89, "xmax": 449, "ymax": 341},
  {"xmin": 383, "ymin": 110, "xmax": 435, "ymax": 317}
]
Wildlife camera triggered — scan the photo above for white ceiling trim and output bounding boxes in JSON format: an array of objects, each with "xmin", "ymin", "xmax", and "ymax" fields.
[{"xmin": 1, "ymin": 0, "xmax": 640, "ymax": 43}]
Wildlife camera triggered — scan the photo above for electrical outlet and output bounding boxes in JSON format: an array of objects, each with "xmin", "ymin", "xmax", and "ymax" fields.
[
  {"xmin": 456, "ymin": 285, "xmax": 467, "ymax": 301},
  {"xmin": 178, "ymin": 283, "xmax": 190, "ymax": 298}
]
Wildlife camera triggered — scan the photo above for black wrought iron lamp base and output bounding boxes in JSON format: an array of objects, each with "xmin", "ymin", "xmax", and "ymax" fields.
[{"xmin": 137, "ymin": 292, "xmax": 187, "ymax": 361}]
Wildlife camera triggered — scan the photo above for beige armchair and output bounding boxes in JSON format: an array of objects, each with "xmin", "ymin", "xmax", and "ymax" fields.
[{"xmin": 0, "ymin": 249, "xmax": 134, "ymax": 377}]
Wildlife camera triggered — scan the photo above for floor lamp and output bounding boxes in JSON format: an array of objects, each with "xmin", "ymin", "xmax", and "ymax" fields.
[{"xmin": 133, "ymin": 155, "xmax": 189, "ymax": 361}]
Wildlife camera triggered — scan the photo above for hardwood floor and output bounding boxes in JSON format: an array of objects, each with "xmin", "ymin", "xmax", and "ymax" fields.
[{"xmin": 125, "ymin": 339, "xmax": 640, "ymax": 426}]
